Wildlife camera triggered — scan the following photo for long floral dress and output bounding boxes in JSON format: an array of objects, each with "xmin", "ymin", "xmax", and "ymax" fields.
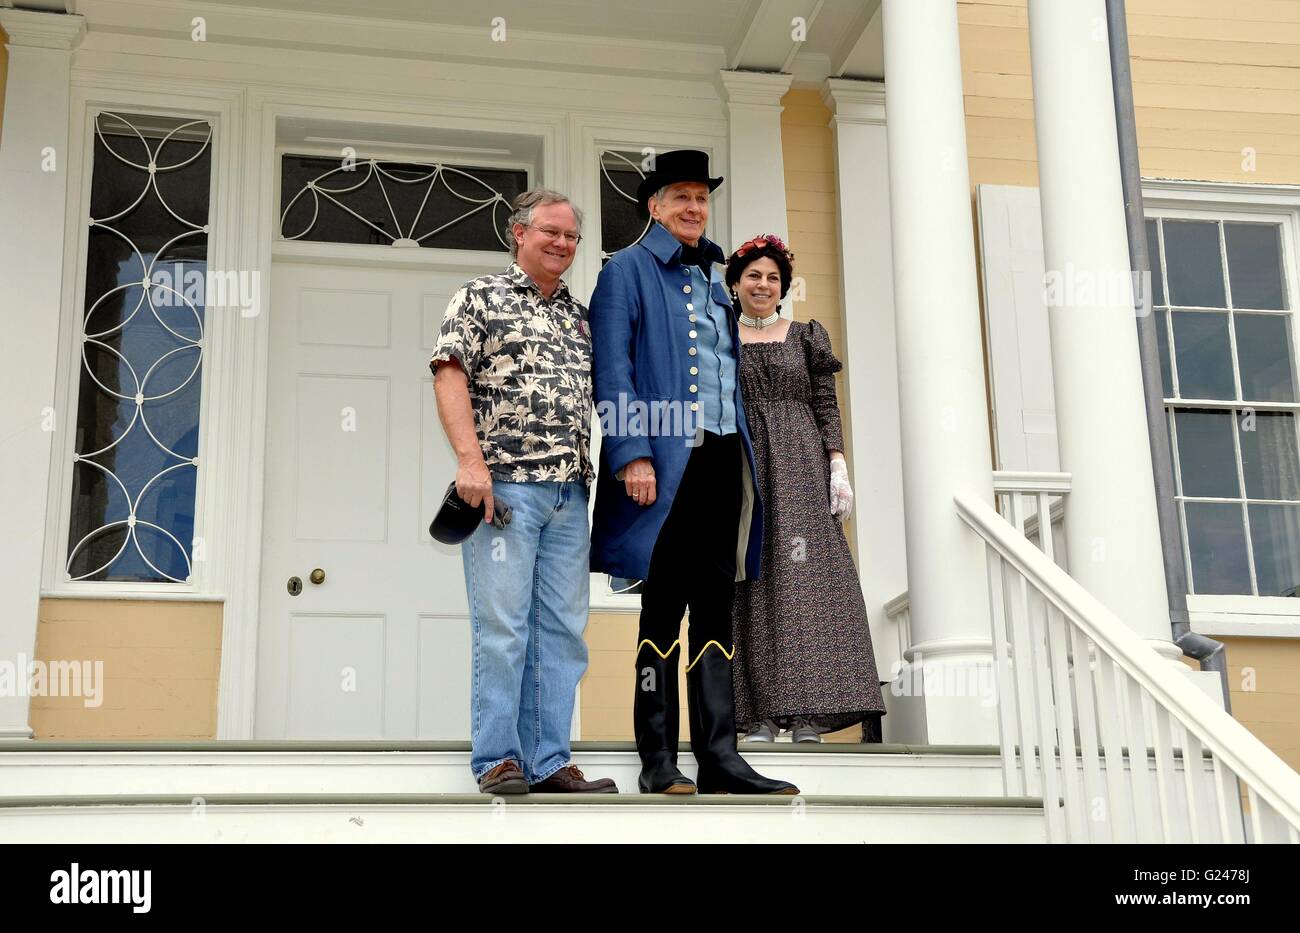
[{"xmin": 731, "ymin": 318, "xmax": 886, "ymax": 737}]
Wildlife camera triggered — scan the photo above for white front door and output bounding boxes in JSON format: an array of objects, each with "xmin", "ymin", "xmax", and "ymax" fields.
[{"xmin": 255, "ymin": 258, "xmax": 493, "ymax": 738}]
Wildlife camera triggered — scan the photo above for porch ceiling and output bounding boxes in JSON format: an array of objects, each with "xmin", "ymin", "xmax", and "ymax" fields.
[{"xmin": 49, "ymin": 0, "xmax": 884, "ymax": 83}]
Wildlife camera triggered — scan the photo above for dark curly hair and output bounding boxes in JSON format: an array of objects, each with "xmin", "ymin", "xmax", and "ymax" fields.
[{"xmin": 725, "ymin": 235, "xmax": 795, "ymax": 300}]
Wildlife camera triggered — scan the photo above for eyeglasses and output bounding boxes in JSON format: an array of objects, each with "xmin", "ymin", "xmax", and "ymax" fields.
[{"xmin": 526, "ymin": 224, "xmax": 582, "ymax": 245}]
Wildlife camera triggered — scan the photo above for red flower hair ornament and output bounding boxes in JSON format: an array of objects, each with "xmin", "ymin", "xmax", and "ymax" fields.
[{"xmin": 729, "ymin": 233, "xmax": 794, "ymax": 264}]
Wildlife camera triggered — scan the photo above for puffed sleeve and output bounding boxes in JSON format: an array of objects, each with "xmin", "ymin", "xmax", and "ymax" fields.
[
  {"xmin": 805, "ymin": 318, "xmax": 845, "ymax": 453},
  {"xmin": 429, "ymin": 283, "xmax": 487, "ymax": 378}
]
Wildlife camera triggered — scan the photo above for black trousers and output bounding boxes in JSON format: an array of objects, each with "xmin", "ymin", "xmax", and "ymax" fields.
[{"xmin": 637, "ymin": 430, "xmax": 743, "ymax": 659}]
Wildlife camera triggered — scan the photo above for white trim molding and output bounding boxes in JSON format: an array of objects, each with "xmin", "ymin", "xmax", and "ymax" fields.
[
  {"xmin": 1188, "ymin": 596, "xmax": 1300, "ymax": 639},
  {"xmin": 820, "ymin": 76, "xmax": 906, "ymax": 680},
  {"xmin": 1143, "ymin": 177, "xmax": 1300, "ymax": 208},
  {"xmin": 717, "ymin": 69, "xmax": 793, "ymax": 247},
  {"xmin": 0, "ymin": 7, "xmax": 85, "ymax": 49},
  {"xmin": 819, "ymin": 76, "xmax": 886, "ymax": 125},
  {"xmin": 0, "ymin": 6, "xmax": 86, "ymax": 739}
]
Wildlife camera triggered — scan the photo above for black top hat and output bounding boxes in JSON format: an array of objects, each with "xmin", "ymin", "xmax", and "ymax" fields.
[{"xmin": 635, "ymin": 149, "xmax": 724, "ymax": 207}]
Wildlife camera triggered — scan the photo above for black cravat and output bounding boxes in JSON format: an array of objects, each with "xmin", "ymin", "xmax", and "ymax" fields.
[{"xmin": 678, "ymin": 242, "xmax": 711, "ymax": 275}]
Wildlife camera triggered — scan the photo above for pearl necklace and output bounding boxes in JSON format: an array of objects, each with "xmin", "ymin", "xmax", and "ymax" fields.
[{"xmin": 739, "ymin": 309, "xmax": 781, "ymax": 328}]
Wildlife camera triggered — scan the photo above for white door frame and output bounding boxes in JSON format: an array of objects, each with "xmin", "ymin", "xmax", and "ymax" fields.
[{"xmin": 218, "ymin": 91, "xmax": 569, "ymax": 737}]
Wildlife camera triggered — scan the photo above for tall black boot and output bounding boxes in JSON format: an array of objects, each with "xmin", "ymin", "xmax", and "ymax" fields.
[
  {"xmin": 686, "ymin": 642, "xmax": 799, "ymax": 795},
  {"xmin": 633, "ymin": 640, "xmax": 696, "ymax": 794}
]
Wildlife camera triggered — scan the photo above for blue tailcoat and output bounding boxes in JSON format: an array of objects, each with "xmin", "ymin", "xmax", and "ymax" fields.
[{"xmin": 588, "ymin": 223, "xmax": 764, "ymax": 583}]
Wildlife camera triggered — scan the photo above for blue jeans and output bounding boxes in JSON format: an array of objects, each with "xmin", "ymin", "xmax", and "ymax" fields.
[{"xmin": 462, "ymin": 480, "xmax": 591, "ymax": 783}]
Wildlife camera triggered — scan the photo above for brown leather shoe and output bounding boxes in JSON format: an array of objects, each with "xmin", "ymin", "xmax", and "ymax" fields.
[
  {"xmin": 529, "ymin": 764, "xmax": 618, "ymax": 794},
  {"xmin": 478, "ymin": 760, "xmax": 529, "ymax": 795}
]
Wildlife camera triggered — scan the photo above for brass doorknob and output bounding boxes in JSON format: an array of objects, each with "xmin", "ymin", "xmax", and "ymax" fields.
[{"xmin": 309, "ymin": 568, "xmax": 326, "ymax": 585}]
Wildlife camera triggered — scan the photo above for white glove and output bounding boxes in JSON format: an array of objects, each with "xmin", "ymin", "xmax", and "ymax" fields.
[{"xmin": 829, "ymin": 458, "xmax": 853, "ymax": 520}]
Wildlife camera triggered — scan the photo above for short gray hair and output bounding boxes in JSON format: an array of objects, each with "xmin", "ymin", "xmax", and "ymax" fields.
[
  {"xmin": 650, "ymin": 182, "xmax": 709, "ymax": 206},
  {"xmin": 506, "ymin": 187, "xmax": 583, "ymax": 258}
]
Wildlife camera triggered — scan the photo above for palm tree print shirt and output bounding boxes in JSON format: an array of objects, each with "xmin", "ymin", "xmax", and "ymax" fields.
[{"xmin": 430, "ymin": 262, "xmax": 593, "ymax": 485}]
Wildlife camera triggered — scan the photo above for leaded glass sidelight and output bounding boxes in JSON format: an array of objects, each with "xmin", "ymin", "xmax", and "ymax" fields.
[
  {"xmin": 66, "ymin": 112, "xmax": 212, "ymax": 584},
  {"xmin": 1149, "ymin": 215, "xmax": 1300, "ymax": 596},
  {"xmin": 278, "ymin": 155, "xmax": 526, "ymax": 250},
  {"xmin": 598, "ymin": 150, "xmax": 651, "ymax": 263}
]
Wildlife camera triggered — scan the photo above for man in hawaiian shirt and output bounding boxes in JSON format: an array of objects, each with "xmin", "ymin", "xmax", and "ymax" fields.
[{"xmin": 431, "ymin": 188, "xmax": 615, "ymax": 795}]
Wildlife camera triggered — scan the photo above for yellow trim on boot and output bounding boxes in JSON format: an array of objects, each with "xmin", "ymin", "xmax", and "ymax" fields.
[
  {"xmin": 635, "ymin": 638, "xmax": 681, "ymax": 659},
  {"xmin": 684, "ymin": 640, "xmax": 735, "ymax": 672}
]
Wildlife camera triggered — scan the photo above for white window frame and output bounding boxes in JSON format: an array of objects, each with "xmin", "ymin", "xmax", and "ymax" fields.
[
  {"xmin": 41, "ymin": 82, "xmax": 242, "ymax": 602},
  {"xmin": 1143, "ymin": 179, "xmax": 1300, "ymax": 638}
]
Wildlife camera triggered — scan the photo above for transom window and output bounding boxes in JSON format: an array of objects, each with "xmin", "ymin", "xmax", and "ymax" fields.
[
  {"xmin": 1149, "ymin": 214, "xmax": 1300, "ymax": 596},
  {"xmin": 598, "ymin": 150, "xmax": 651, "ymax": 263},
  {"xmin": 278, "ymin": 154, "xmax": 526, "ymax": 251}
]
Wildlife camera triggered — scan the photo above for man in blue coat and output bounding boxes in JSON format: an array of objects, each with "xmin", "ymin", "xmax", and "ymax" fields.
[{"xmin": 588, "ymin": 150, "xmax": 797, "ymax": 796}]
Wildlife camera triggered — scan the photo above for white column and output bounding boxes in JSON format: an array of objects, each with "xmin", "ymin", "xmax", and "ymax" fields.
[
  {"xmin": 881, "ymin": 0, "xmax": 998, "ymax": 743},
  {"xmin": 1026, "ymin": 0, "xmax": 1178, "ymax": 659},
  {"xmin": 820, "ymin": 78, "xmax": 909, "ymax": 694},
  {"xmin": 0, "ymin": 9, "xmax": 85, "ymax": 738},
  {"xmin": 717, "ymin": 69, "xmax": 793, "ymax": 252}
]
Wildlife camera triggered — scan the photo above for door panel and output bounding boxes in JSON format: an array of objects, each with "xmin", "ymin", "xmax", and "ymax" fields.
[{"xmin": 257, "ymin": 260, "xmax": 489, "ymax": 738}]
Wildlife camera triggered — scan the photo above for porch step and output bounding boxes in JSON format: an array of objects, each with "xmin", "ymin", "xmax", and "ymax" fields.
[
  {"xmin": 0, "ymin": 740, "xmax": 1009, "ymax": 799},
  {"xmin": 0, "ymin": 793, "xmax": 1047, "ymax": 843},
  {"xmin": 0, "ymin": 741, "xmax": 1046, "ymax": 841}
]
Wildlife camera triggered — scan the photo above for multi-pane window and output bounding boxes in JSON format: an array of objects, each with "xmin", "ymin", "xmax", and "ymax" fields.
[
  {"xmin": 278, "ymin": 155, "xmax": 526, "ymax": 251},
  {"xmin": 67, "ymin": 112, "xmax": 212, "ymax": 583},
  {"xmin": 1150, "ymin": 215, "xmax": 1299, "ymax": 596},
  {"xmin": 598, "ymin": 150, "xmax": 651, "ymax": 263}
]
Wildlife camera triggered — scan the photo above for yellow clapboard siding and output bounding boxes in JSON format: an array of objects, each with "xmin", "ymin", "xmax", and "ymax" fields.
[
  {"xmin": 1134, "ymin": 81, "xmax": 1300, "ymax": 114},
  {"xmin": 784, "ymin": 188, "xmax": 837, "ymax": 215},
  {"xmin": 967, "ymin": 133, "xmax": 1039, "ymax": 162},
  {"xmin": 1139, "ymin": 149, "xmax": 1300, "ymax": 183},
  {"xmin": 1132, "ymin": 58, "xmax": 1300, "ymax": 92},
  {"xmin": 780, "ymin": 103, "xmax": 833, "ymax": 127},
  {"xmin": 1129, "ymin": 0, "xmax": 1300, "ymax": 24},
  {"xmin": 784, "ymin": 169, "xmax": 837, "ymax": 194},
  {"xmin": 966, "ymin": 157, "xmax": 1040, "ymax": 187},
  {"xmin": 1135, "ymin": 105, "xmax": 1300, "ymax": 136},
  {"xmin": 1223, "ymin": 637, "xmax": 1300, "ymax": 669},
  {"xmin": 958, "ymin": 2, "xmax": 1028, "ymax": 29},
  {"xmin": 965, "ymin": 71, "xmax": 1035, "ymax": 101},
  {"xmin": 29, "ymin": 599, "xmax": 223, "ymax": 739},
  {"xmin": 1135, "ymin": 125, "xmax": 1300, "ymax": 156},
  {"xmin": 965, "ymin": 95, "xmax": 1037, "ymax": 120},
  {"xmin": 1229, "ymin": 691, "xmax": 1300, "ymax": 723},
  {"xmin": 1126, "ymin": 12, "xmax": 1300, "ymax": 45},
  {"xmin": 966, "ymin": 115, "xmax": 1039, "ymax": 141},
  {"xmin": 784, "ymin": 229, "xmax": 840, "ymax": 256},
  {"xmin": 1132, "ymin": 34, "xmax": 1300, "ymax": 68},
  {"xmin": 956, "ymin": 23, "xmax": 1036, "ymax": 53},
  {"xmin": 961, "ymin": 46, "xmax": 1034, "ymax": 77},
  {"xmin": 781, "ymin": 142, "xmax": 836, "ymax": 174}
]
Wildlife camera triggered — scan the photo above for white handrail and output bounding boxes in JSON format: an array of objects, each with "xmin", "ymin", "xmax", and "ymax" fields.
[{"xmin": 956, "ymin": 490, "xmax": 1300, "ymax": 843}]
